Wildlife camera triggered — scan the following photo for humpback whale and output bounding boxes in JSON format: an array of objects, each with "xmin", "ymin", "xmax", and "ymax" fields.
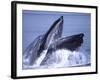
[
  {"xmin": 23, "ymin": 16, "xmax": 63, "ymax": 65},
  {"xmin": 23, "ymin": 16, "xmax": 84, "ymax": 68},
  {"xmin": 40, "ymin": 33, "xmax": 84, "ymax": 65}
]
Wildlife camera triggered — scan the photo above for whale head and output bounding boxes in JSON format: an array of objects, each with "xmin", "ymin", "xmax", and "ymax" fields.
[{"xmin": 56, "ymin": 33, "xmax": 84, "ymax": 51}]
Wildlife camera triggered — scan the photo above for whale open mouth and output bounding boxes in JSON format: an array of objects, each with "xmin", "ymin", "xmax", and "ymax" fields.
[{"xmin": 23, "ymin": 16, "xmax": 89, "ymax": 69}]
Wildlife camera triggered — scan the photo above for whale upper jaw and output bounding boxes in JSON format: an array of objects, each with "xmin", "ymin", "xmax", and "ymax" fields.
[
  {"xmin": 47, "ymin": 33, "xmax": 84, "ymax": 52},
  {"xmin": 55, "ymin": 33, "xmax": 84, "ymax": 51}
]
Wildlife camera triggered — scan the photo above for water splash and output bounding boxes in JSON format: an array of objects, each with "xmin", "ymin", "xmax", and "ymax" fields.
[{"xmin": 23, "ymin": 49, "xmax": 90, "ymax": 69}]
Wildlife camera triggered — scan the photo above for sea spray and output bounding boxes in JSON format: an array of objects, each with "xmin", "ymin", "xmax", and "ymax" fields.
[{"xmin": 39, "ymin": 49, "xmax": 87, "ymax": 68}]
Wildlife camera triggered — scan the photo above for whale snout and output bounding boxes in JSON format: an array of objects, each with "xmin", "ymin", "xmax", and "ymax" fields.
[
  {"xmin": 74, "ymin": 33, "xmax": 84, "ymax": 39},
  {"xmin": 70, "ymin": 33, "xmax": 84, "ymax": 44}
]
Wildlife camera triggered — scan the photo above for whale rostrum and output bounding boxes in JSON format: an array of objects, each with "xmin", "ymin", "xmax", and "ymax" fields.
[{"xmin": 23, "ymin": 16, "xmax": 84, "ymax": 66}]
